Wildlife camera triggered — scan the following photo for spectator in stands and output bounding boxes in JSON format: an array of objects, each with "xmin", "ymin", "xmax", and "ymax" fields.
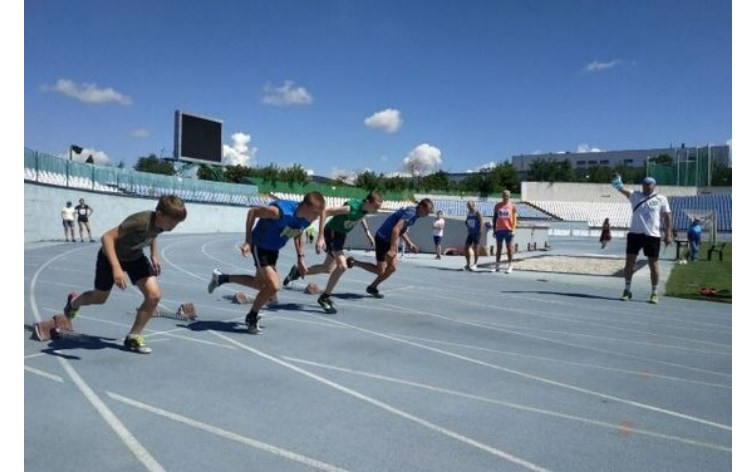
[
  {"xmin": 62, "ymin": 195, "xmax": 188, "ymax": 354},
  {"xmin": 687, "ymin": 218, "xmax": 702, "ymax": 261},
  {"xmin": 600, "ymin": 218, "xmax": 612, "ymax": 249},
  {"xmin": 432, "ymin": 211, "xmax": 446, "ymax": 259},
  {"xmin": 283, "ymin": 191, "xmax": 383, "ymax": 313},
  {"xmin": 348, "ymin": 198, "xmax": 434, "ymax": 298},
  {"xmin": 207, "ymin": 192, "xmax": 326, "ymax": 333},
  {"xmin": 493, "ymin": 190, "xmax": 518, "ymax": 273},
  {"xmin": 75, "ymin": 198, "xmax": 95, "ymax": 242},
  {"xmin": 61, "ymin": 201, "xmax": 75, "ymax": 242},
  {"xmin": 464, "ymin": 201, "xmax": 484, "ymax": 270},
  {"xmin": 611, "ymin": 174, "xmax": 672, "ymax": 304}
]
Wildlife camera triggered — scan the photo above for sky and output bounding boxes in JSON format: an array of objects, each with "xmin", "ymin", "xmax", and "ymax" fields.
[{"xmin": 25, "ymin": 0, "xmax": 731, "ymax": 180}]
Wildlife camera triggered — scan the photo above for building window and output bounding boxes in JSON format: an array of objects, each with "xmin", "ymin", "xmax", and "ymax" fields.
[
  {"xmin": 623, "ymin": 159, "xmax": 634, "ymax": 165},
  {"xmin": 600, "ymin": 160, "xmax": 610, "ymax": 165}
]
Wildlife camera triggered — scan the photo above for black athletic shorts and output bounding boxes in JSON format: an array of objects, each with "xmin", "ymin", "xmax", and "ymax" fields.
[
  {"xmin": 375, "ymin": 237, "xmax": 392, "ymax": 263},
  {"xmin": 465, "ymin": 232, "xmax": 480, "ymax": 247},
  {"xmin": 324, "ymin": 229, "xmax": 347, "ymax": 255},
  {"xmin": 626, "ymin": 232, "xmax": 661, "ymax": 258},
  {"xmin": 95, "ymin": 250, "xmax": 156, "ymax": 291},
  {"xmin": 251, "ymin": 244, "xmax": 279, "ymax": 268},
  {"xmin": 78, "ymin": 216, "xmax": 89, "ymax": 223}
]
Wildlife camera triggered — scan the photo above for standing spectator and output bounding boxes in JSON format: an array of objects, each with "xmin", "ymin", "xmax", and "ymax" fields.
[
  {"xmin": 493, "ymin": 190, "xmax": 518, "ymax": 273},
  {"xmin": 611, "ymin": 174, "xmax": 672, "ymax": 304},
  {"xmin": 600, "ymin": 218, "xmax": 612, "ymax": 249},
  {"xmin": 687, "ymin": 218, "xmax": 702, "ymax": 261},
  {"xmin": 61, "ymin": 201, "xmax": 76, "ymax": 242},
  {"xmin": 75, "ymin": 198, "xmax": 95, "ymax": 242},
  {"xmin": 464, "ymin": 201, "xmax": 484, "ymax": 270},
  {"xmin": 432, "ymin": 211, "xmax": 445, "ymax": 259}
]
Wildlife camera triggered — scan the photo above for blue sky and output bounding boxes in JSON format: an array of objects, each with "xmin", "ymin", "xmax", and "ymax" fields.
[{"xmin": 24, "ymin": 0, "xmax": 732, "ymax": 179}]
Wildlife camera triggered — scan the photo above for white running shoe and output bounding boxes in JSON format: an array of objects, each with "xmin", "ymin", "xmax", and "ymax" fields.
[{"xmin": 208, "ymin": 268, "xmax": 222, "ymax": 293}]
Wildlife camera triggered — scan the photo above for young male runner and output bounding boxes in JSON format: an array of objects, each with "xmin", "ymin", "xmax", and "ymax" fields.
[
  {"xmin": 348, "ymin": 198, "xmax": 433, "ymax": 298},
  {"xmin": 63, "ymin": 195, "xmax": 187, "ymax": 354},
  {"xmin": 283, "ymin": 191, "xmax": 383, "ymax": 313},
  {"xmin": 207, "ymin": 192, "xmax": 326, "ymax": 333}
]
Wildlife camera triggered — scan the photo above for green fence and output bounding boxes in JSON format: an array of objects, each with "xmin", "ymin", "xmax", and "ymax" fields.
[
  {"xmin": 25, "ymin": 148, "xmax": 261, "ymax": 204},
  {"xmin": 250, "ymin": 178, "xmax": 413, "ymax": 201},
  {"xmin": 647, "ymin": 152, "xmax": 712, "ymax": 186}
]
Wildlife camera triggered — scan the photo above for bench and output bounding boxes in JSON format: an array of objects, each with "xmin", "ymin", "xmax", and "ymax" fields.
[{"xmin": 707, "ymin": 242, "xmax": 727, "ymax": 261}]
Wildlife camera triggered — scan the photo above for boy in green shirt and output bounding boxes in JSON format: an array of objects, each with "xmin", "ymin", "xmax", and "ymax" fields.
[{"xmin": 283, "ymin": 191, "xmax": 383, "ymax": 313}]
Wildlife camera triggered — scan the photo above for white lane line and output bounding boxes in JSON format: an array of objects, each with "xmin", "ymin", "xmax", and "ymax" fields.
[
  {"xmin": 24, "ymin": 365, "xmax": 64, "ymax": 383},
  {"xmin": 106, "ymin": 392, "xmax": 352, "ymax": 472},
  {"xmin": 211, "ymin": 331, "xmax": 551, "ymax": 472},
  {"xmin": 25, "ymin": 353, "xmax": 47, "ymax": 359},
  {"xmin": 282, "ymin": 357, "xmax": 731, "ymax": 453},
  {"xmin": 349, "ymin": 300, "xmax": 731, "ymax": 379},
  {"xmin": 390, "ymin": 333, "xmax": 730, "ymax": 390},
  {"xmin": 29, "ymin": 248, "xmax": 166, "ymax": 472},
  {"xmin": 312, "ymin": 313, "xmax": 732, "ymax": 432},
  {"xmin": 430, "ymin": 291, "xmax": 732, "ymax": 350}
]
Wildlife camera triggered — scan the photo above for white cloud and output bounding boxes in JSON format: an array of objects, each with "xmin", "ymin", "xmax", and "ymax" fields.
[
  {"xmin": 466, "ymin": 161, "xmax": 497, "ymax": 173},
  {"xmin": 330, "ymin": 167, "xmax": 358, "ymax": 184},
  {"xmin": 223, "ymin": 132, "xmax": 258, "ymax": 167},
  {"xmin": 41, "ymin": 78, "xmax": 133, "ymax": 106},
  {"xmin": 379, "ymin": 154, "xmax": 389, "ymax": 162},
  {"xmin": 69, "ymin": 147, "xmax": 110, "ymax": 165},
  {"xmin": 131, "ymin": 128, "xmax": 150, "ymax": 138},
  {"xmin": 584, "ymin": 59, "xmax": 622, "ymax": 73},
  {"xmin": 262, "ymin": 80, "xmax": 313, "ymax": 106},
  {"xmin": 364, "ymin": 108, "xmax": 402, "ymax": 133},
  {"xmin": 402, "ymin": 143, "xmax": 442, "ymax": 176},
  {"xmin": 577, "ymin": 143, "xmax": 602, "ymax": 153}
]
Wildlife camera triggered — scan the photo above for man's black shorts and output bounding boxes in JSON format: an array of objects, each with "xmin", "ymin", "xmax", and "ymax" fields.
[
  {"xmin": 375, "ymin": 237, "xmax": 392, "ymax": 263},
  {"xmin": 626, "ymin": 232, "xmax": 662, "ymax": 258},
  {"xmin": 95, "ymin": 250, "xmax": 156, "ymax": 291},
  {"xmin": 324, "ymin": 229, "xmax": 347, "ymax": 255},
  {"xmin": 250, "ymin": 244, "xmax": 279, "ymax": 268}
]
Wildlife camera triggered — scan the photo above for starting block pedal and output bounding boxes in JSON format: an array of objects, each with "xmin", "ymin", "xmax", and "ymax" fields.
[
  {"xmin": 32, "ymin": 314, "xmax": 73, "ymax": 342},
  {"xmin": 233, "ymin": 292, "xmax": 278, "ymax": 307},
  {"xmin": 152, "ymin": 303, "xmax": 198, "ymax": 321}
]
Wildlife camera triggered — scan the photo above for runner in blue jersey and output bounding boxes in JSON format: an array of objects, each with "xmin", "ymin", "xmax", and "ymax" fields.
[
  {"xmin": 463, "ymin": 200, "xmax": 484, "ymax": 271},
  {"xmin": 348, "ymin": 198, "xmax": 433, "ymax": 298},
  {"xmin": 207, "ymin": 191, "xmax": 326, "ymax": 333}
]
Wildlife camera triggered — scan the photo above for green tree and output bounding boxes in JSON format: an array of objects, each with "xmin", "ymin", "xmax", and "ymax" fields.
[
  {"xmin": 488, "ymin": 162, "xmax": 520, "ymax": 193},
  {"xmin": 650, "ymin": 153, "xmax": 674, "ymax": 165},
  {"xmin": 419, "ymin": 171, "xmax": 453, "ymax": 192},
  {"xmin": 526, "ymin": 158, "xmax": 575, "ymax": 183},
  {"xmin": 279, "ymin": 164, "xmax": 309, "ymax": 183},
  {"xmin": 133, "ymin": 154, "xmax": 175, "ymax": 175},
  {"xmin": 354, "ymin": 170, "xmax": 380, "ymax": 190}
]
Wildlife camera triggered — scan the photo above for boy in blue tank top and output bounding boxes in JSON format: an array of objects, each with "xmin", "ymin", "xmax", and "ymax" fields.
[
  {"xmin": 348, "ymin": 198, "xmax": 433, "ymax": 298},
  {"xmin": 207, "ymin": 191, "xmax": 326, "ymax": 333}
]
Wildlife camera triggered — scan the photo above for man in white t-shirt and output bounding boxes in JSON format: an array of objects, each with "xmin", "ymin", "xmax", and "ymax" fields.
[
  {"xmin": 611, "ymin": 174, "xmax": 672, "ymax": 304},
  {"xmin": 61, "ymin": 201, "xmax": 76, "ymax": 242},
  {"xmin": 432, "ymin": 211, "xmax": 445, "ymax": 259}
]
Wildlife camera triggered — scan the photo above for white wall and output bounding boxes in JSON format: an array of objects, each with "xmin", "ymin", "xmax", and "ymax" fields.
[{"xmin": 25, "ymin": 183, "xmax": 250, "ymax": 242}]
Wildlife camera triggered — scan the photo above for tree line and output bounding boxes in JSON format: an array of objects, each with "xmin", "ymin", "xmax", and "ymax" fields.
[{"xmin": 132, "ymin": 153, "xmax": 731, "ymax": 195}]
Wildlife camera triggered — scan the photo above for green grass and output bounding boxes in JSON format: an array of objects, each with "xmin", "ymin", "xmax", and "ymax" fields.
[{"xmin": 665, "ymin": 241, "xmax": 732, "ymax": 303}]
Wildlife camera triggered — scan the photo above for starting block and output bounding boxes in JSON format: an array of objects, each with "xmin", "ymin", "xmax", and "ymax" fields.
[
  {"xmin": 32, "ymin": 314, "xmax": 73, "ymax": 342},
  {"xmin": 234, "ymin": 292, "xmax": 278, "ymax": 306},
  {"xmin": 304, "ymin": 283, "xmax": 320, "ymax": 295},
  {"xmin": 152, "ymin": 303, "xmax": 198, "ymax": 321}
]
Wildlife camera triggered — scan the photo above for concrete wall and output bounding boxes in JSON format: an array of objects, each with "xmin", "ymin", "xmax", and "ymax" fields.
[{"xmin": 25, "ymin": 182, "xmax": 251, "ymax": 242}]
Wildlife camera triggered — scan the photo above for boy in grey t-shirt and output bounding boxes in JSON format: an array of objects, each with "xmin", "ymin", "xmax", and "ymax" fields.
[{"xmin": 63, "ymin": 195, "xmax": 187, "ymax": 353}]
